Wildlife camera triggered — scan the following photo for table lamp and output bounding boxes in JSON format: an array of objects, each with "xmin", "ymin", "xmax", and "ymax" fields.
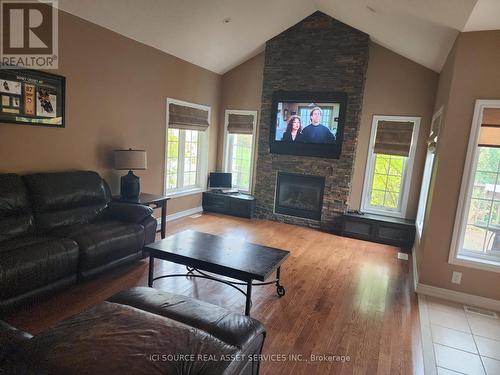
[{"xmin": 114, "ymin": 149, "xmax": 147, "ymax": 198}]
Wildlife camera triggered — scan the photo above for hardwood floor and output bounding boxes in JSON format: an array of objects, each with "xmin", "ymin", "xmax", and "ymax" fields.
[{"xmin": 4, "ymin": 213, "xmax": 422, "ymax": 374}]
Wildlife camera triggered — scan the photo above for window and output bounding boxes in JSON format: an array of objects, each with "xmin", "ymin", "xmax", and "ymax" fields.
[
  {"xmin": 165, "ymin": 98, "xmax": 210, "ymax": 195},
  {"xmin": 416, "ymin": 107, "xmax": 442, "ymax": 234},
  {"xmin": 450, "ymin": 101, "xmax": 500, "ymax": 270},
  {"xmin": 362, "ymin": 115, "xmax": 420, "ymax": 218},
  {"xmin": 223, "ymin": 110, "xmax": 257, "ymax": 192},
  {"xmin": 416, "ymin": 152, "xmax": 435, "ymax": 232},
  {"xmin": 369, "ymin": 154, "xmax": 406, "ymax": 209},
  {"xmin": 166, "ymin": 129, "xmax": 201, "ymax": 190}
]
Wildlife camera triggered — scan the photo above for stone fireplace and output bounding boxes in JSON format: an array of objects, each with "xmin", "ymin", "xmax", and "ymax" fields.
[
  {"xmin": 253, "ymin": 11, "xmax": 369, "ymax": 232},
  {"xmin": 275, "ymin": 172, "xmax": 325, "ymax": 220}
]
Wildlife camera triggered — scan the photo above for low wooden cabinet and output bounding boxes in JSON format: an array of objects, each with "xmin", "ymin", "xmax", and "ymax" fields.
[
  {"xmin": 202, "ymin": 191, "xmax": 255, "ymax": 219},
  {"xmin": 341, "ymin": 212, "xmax": 416, "ymax": 251}
]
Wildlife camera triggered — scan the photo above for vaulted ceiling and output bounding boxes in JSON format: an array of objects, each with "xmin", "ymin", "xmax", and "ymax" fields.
[{"xmin": 58, "ymin": 0, "xmax": 499, "ymax": 75}]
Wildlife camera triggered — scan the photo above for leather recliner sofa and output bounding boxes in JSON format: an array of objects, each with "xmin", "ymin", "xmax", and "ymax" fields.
[
  {"xmin": 0, "ymin": 171, "xmax": 157, "ymax": 314},
  {"xmin": 0, "ymin": 287, "xmax": 267, "ymax": 375}
]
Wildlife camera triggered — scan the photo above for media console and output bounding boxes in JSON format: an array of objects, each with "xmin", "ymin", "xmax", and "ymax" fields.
[
  {"xmin": 202, "ymin": 191, "xmax": 255, "ymax": 219},
  {"xmin": 341, "ymin": 212, "xmax": 416, "ymax": 251}
]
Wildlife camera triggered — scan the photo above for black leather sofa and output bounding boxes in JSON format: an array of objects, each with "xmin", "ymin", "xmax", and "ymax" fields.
[
  {"xmin": 0, "ymin": 171, "xmax": 157, "ymax": 314},
  {"xmin": 0, "ymin": 287, "xmax": 266, "ymax": 374}
]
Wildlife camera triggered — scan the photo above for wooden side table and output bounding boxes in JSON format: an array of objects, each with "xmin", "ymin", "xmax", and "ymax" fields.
[{"xmin": 112, "ymin": 193, "xmax": 170, "ymax": 239}]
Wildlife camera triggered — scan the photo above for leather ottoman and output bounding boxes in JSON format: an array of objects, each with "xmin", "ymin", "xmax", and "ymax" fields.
[{"xmin": 0, "ymin": 287, "xmax": 266, "ymax": 375}]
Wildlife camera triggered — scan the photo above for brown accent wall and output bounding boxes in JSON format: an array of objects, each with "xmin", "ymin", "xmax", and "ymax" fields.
[
  {"xmin": 418, "ymin": 31, "xmax": 500, "ymax": 300},
  {"xmin": 0, "ymin": 11, "xmax": 221, "ymax": 216},
  {"xmin": 412, "ymin": 42, "xmax": 458, "ymax": 274},
  {"xmin": 351, "ymin": 43, "xmax": 438, "ymax": 218},
  {"xmin": 218, "ymin": 52, "xmax": 264, "ymax": 191}
]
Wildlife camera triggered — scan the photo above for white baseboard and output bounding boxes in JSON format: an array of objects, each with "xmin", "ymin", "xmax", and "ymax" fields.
[
  {"xmin": 156, "ymin": 206, "xmax": 203, "ymax": 230},
  {"xmin": 416, "ymin": 283, "xmax": 500, "ymax": 312},
  {"xmin": 167, "ymin": 206, "xmax": 203, "ymax": 222}
]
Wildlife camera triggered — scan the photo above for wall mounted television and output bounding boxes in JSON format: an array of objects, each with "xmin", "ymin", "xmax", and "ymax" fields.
[{"xmin": 269, "ymin": 91, "xmax": 348, "ymax": 159}]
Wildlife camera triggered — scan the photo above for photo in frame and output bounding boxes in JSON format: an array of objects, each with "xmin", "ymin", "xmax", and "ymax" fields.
[{"xmin": 0, "ymin": 69, "xmax": 65, "ymax": 127}]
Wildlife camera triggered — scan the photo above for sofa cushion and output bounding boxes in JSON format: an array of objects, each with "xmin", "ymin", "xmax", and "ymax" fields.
[
  {"xmin": 0, "ymin": 237, "xmax": 79, "ymax": 300},
  {"xmin": 23, "ymin": 171, "xmax": 110, "ymax": 233},
  {"xmin": 50, "ymin": 220, "xmax": 145, "ymax": 273},
  {"xmin": 109, "ymin": 287, "xmax": 266, "ymax": 349},
  {"xmin": 0, "ymin": 174, "xmax": 34, "ymax": 242},
  {"xmin": 15, "ymin": 301, "xmax": 257, "ymax": 375}
]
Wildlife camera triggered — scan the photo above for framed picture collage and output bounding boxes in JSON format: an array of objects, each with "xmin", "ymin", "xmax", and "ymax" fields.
[{"xmin": 0, "ymin": 69, "xmax": 65, "ymax": 128}]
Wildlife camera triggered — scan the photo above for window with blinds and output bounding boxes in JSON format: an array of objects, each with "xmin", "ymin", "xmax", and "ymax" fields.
[
  {"xmin": 223, "ymin": 110, "xmax": 257, "ymax": 192},
  {"xmin": 362, "ymin": 115, "xmax": 421, "ymax": 218},
  {"xmin": 452, "ymin": 104, "xmax": 500, "ymax": 268},
  {"xmin": 165, "ymin": 99, "xmax": 210, "ymax": 194}
]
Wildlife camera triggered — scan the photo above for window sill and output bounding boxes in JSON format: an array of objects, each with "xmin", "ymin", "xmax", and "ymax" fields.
[
  {"xmin": 362, "ymin": 206, "xmax": 406, "ymax": 219},
  {"xmin": 450, "ymin": 254, "xmax": 500, "ymax": 274},
  {"xmin": 166, "ymin": 187, "xmax": 205, "ymax": 199}
]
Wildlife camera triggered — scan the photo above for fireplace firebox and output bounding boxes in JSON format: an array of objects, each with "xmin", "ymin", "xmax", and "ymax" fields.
[{"xmin": 274, "ymin": 172, "xmax": 325, "ymax": 220}]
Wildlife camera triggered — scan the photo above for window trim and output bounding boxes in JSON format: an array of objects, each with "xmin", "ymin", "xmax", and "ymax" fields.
[
  {"xmin": 222, "ymin": 109, "xmax": 258, "ymax": 193},
  {"xmin": 164, "ymin": 98, "xmax": 210, "ymax": 197},
  {"xmin": 416, "ymin": 151, "xmax": 435, "ymax": 235},
  {"xmin": 449, "ymin": 99, "xmax": 500, "ymax": 272},
  {"xmin": 416, "ymin": 106, "xmax": 443, "ymax": 236},
  {"xmin": 361, "ymin": 115, "xmax": 421, "ymax": 218}
]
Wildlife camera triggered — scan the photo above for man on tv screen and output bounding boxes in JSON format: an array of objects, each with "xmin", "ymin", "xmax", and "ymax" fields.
[{"xmin": 302, "ymin": 107, "xmax": 336, "ymax": 144}]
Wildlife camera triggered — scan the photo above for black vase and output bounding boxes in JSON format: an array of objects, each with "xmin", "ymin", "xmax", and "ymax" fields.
[{"xmin": 120, "ymin": 170, "xmax": 140, "ymax": 198}]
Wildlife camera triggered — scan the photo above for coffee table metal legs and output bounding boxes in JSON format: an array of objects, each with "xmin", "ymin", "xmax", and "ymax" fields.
[
  {"xmin": 276, "ymin": 267, "xmax": 285, "ymax": 297},
  {"xmin": 245, "ymin": 281, "xmax": 253, "ymax": 316},
  {"xmin": 148, "ymin": 255, "xmax": 154, "ymax": 287},
  {"xmin": 146, "ymin": 260, "xmax": 285, "ymax": 316}
]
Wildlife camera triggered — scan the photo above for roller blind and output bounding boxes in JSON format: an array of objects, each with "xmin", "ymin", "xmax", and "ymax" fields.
[
  {"xmin": 168, "ymin": 103, "xmax": 209, "ymax": 131},
  {"xmin": 479, "ymin": 125, "xmax": 500, "ymax": 148},
  {"xmin": 227, "ymin": 113, "xmax": 254, "ymax": 134},
  {"xmin": 374, "ymin": 120, "xmax": 414, "ymax": 157}
]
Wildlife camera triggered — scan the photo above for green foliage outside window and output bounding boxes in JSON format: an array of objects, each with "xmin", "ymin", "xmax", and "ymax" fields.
[
  {"xmin": 464, "ymin": 147, "xmax": 500, "ymax": 252},
  {"xmin": 369, "ymin": 154, "xmax": 405, "ymax": 209},
  {"xmin": 230, "ymin": 134, "xmax": 252, "ymax": 190}
]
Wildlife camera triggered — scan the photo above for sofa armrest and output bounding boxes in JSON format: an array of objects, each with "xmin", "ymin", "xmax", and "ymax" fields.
[
  {"xmin": 0, "ymin": 321, "xmax": 32, "ymax": 361},
  {"xmin": 103, "ymin": 202, "xmax": 153, "ymax": 224}
]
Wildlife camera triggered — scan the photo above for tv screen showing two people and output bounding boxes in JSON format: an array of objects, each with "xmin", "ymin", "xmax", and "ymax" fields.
[{"xmin": 275, "ymin": 102, "xmax": 340, "ymax": 144}]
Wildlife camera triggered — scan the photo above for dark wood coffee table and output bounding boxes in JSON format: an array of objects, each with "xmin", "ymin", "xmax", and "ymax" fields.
[{"xmin": 144, "ymin": 230, "xmax": 290, "ymax": 316}]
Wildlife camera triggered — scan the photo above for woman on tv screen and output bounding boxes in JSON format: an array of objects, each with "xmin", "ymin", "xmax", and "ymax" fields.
[{"xmin": 281, "ymin": 115, "xmax": 304, "ymax": 142}]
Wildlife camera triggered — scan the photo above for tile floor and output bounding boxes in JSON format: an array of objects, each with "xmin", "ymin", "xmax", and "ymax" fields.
[{"xmin": 420, "ymin": 295, "xmax": 500, "ymax": 375}]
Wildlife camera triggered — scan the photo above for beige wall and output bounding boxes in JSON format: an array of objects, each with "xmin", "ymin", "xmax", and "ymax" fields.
[
  {"xmin": 413, "ymin": 41, "xmax": 457, "ymax": 271},
  {"xmin": 218, "ymin": 53, "xmax": 264, "ymax": 191},
  {"xmin": 0, "ymin": 11, "xmax": 221, "ymax": 216},
  {"xmin": 418, "ymin": 31, "xmax": 500, "ymax": 300},
  {"xmin": 351, "ymin": 43, "xmax": 438, "ymax": 218}
]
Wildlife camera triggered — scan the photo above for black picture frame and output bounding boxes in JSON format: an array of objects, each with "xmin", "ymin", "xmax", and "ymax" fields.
[
  {"xmin": 0, "ymin": 68, "xmax": 65, "ymax": 128},
  {"xmin": 269, "ymin": 90, "xmax": 348, "ymax": 159}
]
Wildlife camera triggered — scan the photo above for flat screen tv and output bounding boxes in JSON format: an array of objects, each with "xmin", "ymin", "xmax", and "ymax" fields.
[
  {"xmin": 269, "ymin": 91, "xmax": 347, "ymax": 159},
  {"xmin": 208, "ymin": 172, "xmax": 232, "ymax": 189}
]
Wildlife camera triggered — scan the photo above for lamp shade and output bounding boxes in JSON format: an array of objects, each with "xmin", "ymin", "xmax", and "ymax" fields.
[{"xmin": 114, "ymin": 149, "xmax": 147, "ymax": 170}]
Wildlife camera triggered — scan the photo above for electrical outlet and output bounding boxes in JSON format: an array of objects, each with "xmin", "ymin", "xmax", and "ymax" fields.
[
  {"xmin": 452, "ymin": 271, "xmax": 462, "ymax": 284},
  {"xmin": 397, "ymin": 252, "xmax": 408, "ymax": 260}
]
